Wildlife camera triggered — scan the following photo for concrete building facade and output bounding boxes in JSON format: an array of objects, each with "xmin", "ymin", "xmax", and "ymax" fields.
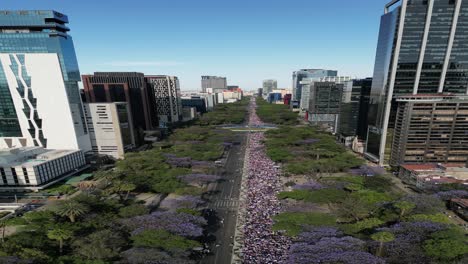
[
  {"xmin": 84, "ymin": 103, "xmax": 135, "ymax": 160},
  {"xmin": 0, "ymin": 147, "xmax": 86, "ymax": 188},
  {"xmin": 82, "ymin": 72, "xmax": 157, "ymax": 142},
  {"xmin": 146, "ymin": 75, "xmax": 182, "ymax": 125},
  {"xmin": 262, "ymin": 79, "xmax": 278, "ymax": 95},
  {"xmin": 292, "ymin": 69, "xmax": 338, "ymax": 102},
  {"xmin": 201, "ymin": 76, "xmax": 227, "ymax": 93},
  {"xmin": 391, "ymin": 94, "xmax": 468, "ymax": 166}
]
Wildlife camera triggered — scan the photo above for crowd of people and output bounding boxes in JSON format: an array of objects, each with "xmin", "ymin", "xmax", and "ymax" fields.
[{"xmin": 241, "ymin": 98, "xmax": 290, "ymax": 263}]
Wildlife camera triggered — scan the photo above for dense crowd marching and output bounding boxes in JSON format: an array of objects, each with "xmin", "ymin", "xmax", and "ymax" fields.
[{"xmin": 241, "ymin": 98, "xmax": 291, "ymax": 263}]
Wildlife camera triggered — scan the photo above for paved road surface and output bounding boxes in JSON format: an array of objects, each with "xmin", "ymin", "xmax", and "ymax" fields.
[{"xmin": 202, "ymin": 133, "xmax": 246, "ymax": 264}]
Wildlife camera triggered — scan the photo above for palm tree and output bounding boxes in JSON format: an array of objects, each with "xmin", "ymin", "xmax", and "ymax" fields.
[
  {"xmin": 371, "ymin": 231, "xmax": 395, "ymax": 257},
  {"xmin": 120, "ymin": 182, "xmax": 136, "ymax": 200},
  {"xmin": 394, "ymin": 201, "xmax": 415, "ymax": 219},
  {"xmin": 0, "ymin": 221, "xmax": 5, "ymax": 243},
  {"xmin": 77, "ymin": 181, "xmax": 98, "ymax": 194},
  {"xmin": 55, "ymin": 200, "xmax": 89, "ymax": 223},
  {"xmin": 106, "ymin": 181, "xmax": 136, "ymax": 201},
  {"xmin": 47, "ymin": 228, "xmax": 73, "ymax": 254}
]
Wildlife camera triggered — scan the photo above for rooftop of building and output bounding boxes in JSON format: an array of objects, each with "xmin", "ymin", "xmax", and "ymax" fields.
[
  {"xmin": 402, "ymin": 163, "xmax": 467, "ymax": 171},
  {"xmin": 403, "ymin": 163, "xmax": 468, "ymax": 181},
  {"xmin": 401, "ymin": 164, "xmax": 440, "ymax": 171},
  {"xmin": 85, "ymin": 72, "xmax": 145, "ymax": 77},
  {"xmin": 0, "ymin": 147, "xmax": 80, "ymax": 168},
  {"xmin": 422, "ymin": 176, "xmax": 468, "ymax": 184},
  {"xmin": 451, "ymin": 198, "xmax": 468, "ymax": 208},
  {"xmin": 201, "ymin": 76, "xmax": 226, "ymax": 79},
  {"xmin": 0, "ymin": 10, "xmax": 69, "ymax": 32}
]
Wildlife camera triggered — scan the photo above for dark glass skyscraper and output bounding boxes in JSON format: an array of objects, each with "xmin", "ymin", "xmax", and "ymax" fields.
[
  {"xmin": 0, "ymin": 10, "xmax": 90, "ymax": 150},
  {"xmin": 366, "ymin": 0, "xmax": 468, "ymax": 165},
  {"xmin": 338, "ymin": 78, "xmax": 373, "ymax": 140}
]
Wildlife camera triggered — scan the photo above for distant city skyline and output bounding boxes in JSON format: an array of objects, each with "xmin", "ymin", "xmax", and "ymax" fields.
[{"xmin": 2, "ymin": 0, "xmax": 389, "ymax": 90}]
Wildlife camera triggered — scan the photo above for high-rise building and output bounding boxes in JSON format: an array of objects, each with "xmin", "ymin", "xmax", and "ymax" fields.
[
  {"xmin": 181, "ymin": 97, "xmax": 207, "ymax": 114},
  {"xmin": 84, "ymin": 103, "xmax": 135, "ymax": 160},
  {"xmin": 262, "ymin": 79, "xmax": 278, "ymax": 94},
  {"xmin": 366, "ymin": 0, "xmax": 468, "ymax": 165},
  {"xmin": 82, "ymin": 72, "xmax": 157, "ymax": 140},
  {"xmin": 306, "ymin": 82, "xmax": 344, "ymax": 133},
  {"xmin": 391, "ymin": 94, "xmax": 468, "ymax": 166},
  {"xmin": 338, "ymin": 78, "xmax": 373, "ymax": 140},
  {"xmin": 301, "ymin": 76, "xmax": 352, "ymax": 111},
  {"xmin": 146, "ymin": 75, "xmax": 182, "ymax": 125},
  {"xmin": 201, "ymin": 76, "xmax": 227, "ymax": 92},
  {"xmin": 0, "ymin": 10, "xmax": 91, "ymax": 151},
  {"xmin": 258, "ymin": 88, "xmax": 264, "ymax": 96},
  {"xmin": 292, "ymin": 69, "xmax": 338, "ymax": 102}
]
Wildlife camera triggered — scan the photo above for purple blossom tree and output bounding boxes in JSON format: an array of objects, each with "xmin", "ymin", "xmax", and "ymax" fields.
[
  {"xmin": 288, "ymin": 227, "xmax": 384, "ymax": 264},
  {"xmin": 191, "ymin": 160, "xmax": 214, "ymax": 168},
  {"xmin": 166, "ymin": 157, "xmax": 192, "ymax": 168},
  {"xmin": 120, "ymin": 248, "xmax": 194, "ymax": 264},
  {"xmin": 373, "ymin": 221, "xmax": 448, "ymax": 263},
  {"xmin": 295, "ymin": 227, "xmax": 343, "ymax": 242},
  {"xmin": 434, "ymin": 190, "xmax": 468, "ymax": 201},
  {"xmin": 295, "ymin": 138, "xmax": 320, "ymax": 145},
  {"xmin": 160, "ymin": 195, "xmax": 205, "ymax": 210},
  {"xmin": 292, "ymin": 181, "xmax": 324, "ymax": 190},
  {"xmin": 123, "ymin": 211, "xmax": 207, "ymax": 238},
  {"xmin": 349, "ymin": 165, "xmax": 385, "ymax": 176}
]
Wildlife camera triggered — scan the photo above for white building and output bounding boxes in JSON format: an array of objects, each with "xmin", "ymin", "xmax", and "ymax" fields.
[
  {"xmin": 223, "ymin": 91, "xmax": 242, "ymax": 101},
  {"xmin": 216, "ymin": 93, "xmax": 225, "ymax": 104},
  {"xmin": 0, "ymin": 54, "xmax": 91, "ymax": 151},
  {"xmin": 0, "ymin": 147, "xmax": 86, "ymax": 190},
  {"xmin": 84, "ymin": 103, "xmax": 135, "ymax": 160}
]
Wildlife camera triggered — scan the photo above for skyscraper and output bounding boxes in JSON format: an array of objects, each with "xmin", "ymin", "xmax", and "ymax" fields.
[
  {"xmin": 262, "ymin": 79, "xmax": 277, "ymax": 94},
  {"xmin": 391, "ymin": 94, "xmax": 468, "ymax": 165},
  {"xmin": 201, "ymin": 76, "xmax": 227, "ymax": 93},
  {"xmin": 292, "ymin": 69, "xmax": 338, "ymax": 102},
  {"xmin": 0, "ymin": 10, "xmax": 91, "ymax": 151},
  {"xmin": 366, "ymin": 0, "xmax": 468, "ymax": 165},
  {"xmin": 338, "ymin": 78, "xmax": 373, "ymax": 141},
  {"xmin": 306, "ymin": 82, "xmax": 344, "ymax": 133},
  {"xmin": 82, "ymin": 72, "xmax": 158, "ymax": 141},
  {"xmin": 146, "ymin": 75, "xmax": 182, "ymax": 125},
  {"xmin": 301, "ymin": 76, "xmax": 352, "ymax": 111}
]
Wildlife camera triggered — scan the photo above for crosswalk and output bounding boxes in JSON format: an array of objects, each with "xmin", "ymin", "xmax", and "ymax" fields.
[{"xmin": 211, "ymin": 199, "xmax": 240, "ymax": 209}]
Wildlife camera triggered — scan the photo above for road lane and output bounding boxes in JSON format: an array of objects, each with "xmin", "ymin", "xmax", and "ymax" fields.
[{"xmin": 202, "ymin": 133, "xmax": 246, "ymax": 264}]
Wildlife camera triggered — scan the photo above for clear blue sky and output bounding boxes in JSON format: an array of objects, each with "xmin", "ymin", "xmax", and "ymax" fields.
[{"xmin": 3, "ymin": 0, "xmax": 389, "ymax": 90}]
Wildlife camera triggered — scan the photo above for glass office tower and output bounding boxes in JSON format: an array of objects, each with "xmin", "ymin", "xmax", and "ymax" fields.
[
  {"xmin": 292, "ymin": 69, "xmax": 337, "ymax": 102},
  {"xmin": 366, "ymin": 0, "xmax": 468, "ymax": 165},
  {"xmin": 0, "ymin": 10, "xmax": 90, "ymax": 150}
]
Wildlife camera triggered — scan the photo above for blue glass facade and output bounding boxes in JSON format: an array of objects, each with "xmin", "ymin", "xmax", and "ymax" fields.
[
  {"xmin": 366, "ymin": 0, "xmax": 468, "ymax": 165},
  {"xmin": 367, "ymin": 7, "xmax": 400, "ymax": 159},
  {"xmin": 0, "ymin": 10, "xmax": 85, "ymax": 139}
]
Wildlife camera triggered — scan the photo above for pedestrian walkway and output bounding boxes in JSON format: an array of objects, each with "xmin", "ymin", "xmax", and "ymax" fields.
[{"xmin": 211, "ymin": 199, "xmax": 240, "ymax": 209}]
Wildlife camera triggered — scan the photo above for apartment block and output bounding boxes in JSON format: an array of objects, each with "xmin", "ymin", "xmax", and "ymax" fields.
[{"xmin": 391, "ymin": 94, "xmax": 468, "ymax": 166}]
